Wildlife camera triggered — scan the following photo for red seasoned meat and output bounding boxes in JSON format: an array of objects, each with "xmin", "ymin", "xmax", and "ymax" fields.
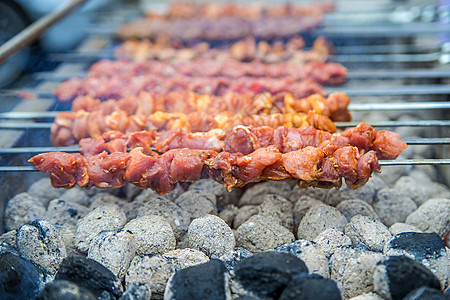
[
  {"xmin": 282, "ymin": 146, "xmax": 324, "ymax": 181},
  {"xmin": 372, "ymin": 130, "xmax": 408, "ymax": 160}
]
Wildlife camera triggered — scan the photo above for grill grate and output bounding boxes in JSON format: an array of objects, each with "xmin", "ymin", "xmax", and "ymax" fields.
[{"xmin": 0, "ymin": 1, "xmax": 448, "ymax": 174}]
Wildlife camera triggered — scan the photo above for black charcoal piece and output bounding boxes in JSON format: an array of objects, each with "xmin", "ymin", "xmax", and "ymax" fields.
[
  {"xmin": 219, "ymin": 248, "xmax": 253, "ymax": 271},
  {"xmin": 233, "ymin": 251, "xmax": 308, "ymax": 298},
  {"xmin": 0, "ymin": 252, "xmax": 50, "ymax": 300},
  {"xmin": 55, "ymin": 256, "xmax": 123, "ymax": 299},
  {"xmin": 374, "ymin": 256, "xmax": 441, "ymax": 300},
  {"xmin": 165, "ymin": 259, "xmax": 228, "ymax": 300},
  {"xmin": 403, "ymin": 286, "xmax": 450, "ymax": 300},
  {"xmin": 37, "ymin": 280, "xmax": 96, "ymax": 300},
  {"xmin": 280, "ymin": 273, "xmax": 342, "ymax": 300},
  {"xmin": 387, "ymin": 232, "xmax": 445, "ymax": 260}
]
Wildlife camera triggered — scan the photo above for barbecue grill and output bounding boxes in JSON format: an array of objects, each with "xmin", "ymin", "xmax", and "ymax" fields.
[{"xmin": 0, "ymin": 0, "xmax": 449, "ymax": 234}]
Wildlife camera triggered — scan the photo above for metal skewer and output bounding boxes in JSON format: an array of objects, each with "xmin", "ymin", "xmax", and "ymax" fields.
[
  {"xmin": 1, "ymin": 158, "xmax": 449, "ymax": 173},
  {"xmin": 0, "ymin": 138, "xmax": 446, "ymax": 155},
  {"xmin": 0, "ymin": 120, "xmax": 448, "ymax": 130},
  {"xmin": 0, "ymin": 101, "xmax": 448, "ymax": 120}
]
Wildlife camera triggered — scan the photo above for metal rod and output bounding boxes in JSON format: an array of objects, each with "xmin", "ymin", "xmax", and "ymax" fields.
[
  {"xmin": 348, "ymin": 102, "xmax": 450, "ymax": 111},
  {"xmin": 333, "ymin": 43, "xmax": 441, "ymax": 55},
  {"xmin": 333, "ymin": 53, "xmax": 441, "ymax": 63},
  {"xmin": 0, "ymin": 146, "xmax": 79, "ymax": 154},
  {"xmin": 319, "ymin": 23, "xmax": 450, "ymax": 36},
  {"xmin": 0, "ymin": 111, "xmax": 60, "ymax": 119},
  {"xmin": 36, "ymin": 68, "xmax": 450, "ymax": 81},
  {"xmin": 0, "ymin": 137, "xmax": 445, "ymax": 155},
  {"xmin": 0, "ymin": 101, "xmax": 448, "ymax": 120},
  {"xmin": 347, "ymin": 69, "xmax": 450, "ymax": 79},
  {"xmin": 379, "ymin": 159, "xmax": 450, "ymax": 166},
  {"xmin": 1, "ymin": 158, "xmax": 449, "ymax": 173},
  {"xmin": 0, "ymin": 90, "xmax": 54, "ymax": 99},
  {"xmin": 0, "ymin": 166, "xmax": 38, "ymax": 172},
  {"xmin": 0, "ymin": 0, "xmax": 88, "ymax": 64},
  {"xmin": 334, "ymin": 120, "xmax": 450, "ymax": 128},
  {"xmin": 327, "ymin": 85, "xmax": 450, "ymax": 96},
  {"xmin": 0, "ymin": 123, "xmax": 53, "ymax": 129},
  {"xmin": 0, "ymin": 120, "xmax": 449, "ymax": 130},
  {"xmin": 403, "ymin": 138, "xmax": 450, "ymax": 145}
]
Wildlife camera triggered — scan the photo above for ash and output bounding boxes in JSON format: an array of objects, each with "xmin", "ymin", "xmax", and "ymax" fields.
[{"xmin": 2, "ymin": 110, "xmax": 450, "ymax": 299}]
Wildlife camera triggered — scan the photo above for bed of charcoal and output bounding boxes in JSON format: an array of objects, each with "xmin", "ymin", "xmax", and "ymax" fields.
[{"xmin": 1, "ymin": 130, "xmax": 449, "ymax": 300}]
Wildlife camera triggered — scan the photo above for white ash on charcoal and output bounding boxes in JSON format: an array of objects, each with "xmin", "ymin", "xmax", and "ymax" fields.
[
  {"xmin": 136, "ymin": 196, "xmax": 191, "ymax": 241},
  {"xmin": 289, "ymin": 186, "xmax": 328, "ymax": 205},
  {"xmin": 189, "ymin": 179, "xmax": 242, "ymax": 207},
  {"xmin": 336, "ymin": 199, "xmax": 380, "ymax": 222},
  {"xmin": 406, "ymin": 198, "xmax": 450, "ymax": 238},
  {"xmin": 88, "ymin": 192, "xmax": 129, "ymax": 211},
  {"xmin": 393, "ymin": 176, "xmax": 433, "ymax": 206},
  {"xmin": 119, "ymin": 282, "xmax": 152, "ymax": 300},
  {"xmin": 125, "ymin": 248, "xmax": 209, "ymax": 299},
  {"xmin": 340, "ymin": 251, "xmax": 383, "ymax": 299},
  {"xmin": 45, "ymin": 199, "xmax": 88, "ymax": 229},
  {"xmin": 407, "ymin": 170, "xmax": 450, "ymax": 198},
  {"xmin": 297, "ymin": 203, "xmax": 347, "ymax": 240},
  {"xmin": 258, "ymin": 194, "xmax": 294, "ymax": 231},
  {"xmin": 235, "ymin": 215, "xmax": 294, "ymax": 253},
  {"xmin": 373, "ymin": 255, "xmax": 441, "ymax": 300},
  {"xmin": 74, "ymin": 203, "xmax": 127, "ymax": 252},
  {"xmin": 0, "ymin": 229, "xmax": 17, "ymax": 247},
  {"xmin": 274, "ymin": 240, "xmax": 329, "ymax": 277},
  {"xmin": 384, "ymin": 232, "xmax": 449, "ymax": 288},
  {"xmin": 16, "ymin": 220, "xmax": 67, "ymax": 275},
  {"xmin": 231, "ymin": 251, "xmax": 309, "ymax": 299},
  {"xmin": 348, "ymin": 293, "xmax": 385, "ymax": 300},
  {"xmin": 279, "ymin": 273, "xmax": 342, "ymax": 300},
  {"xmin": 44, "ymin": 199, "xmax": 88, "ymax": 250},
  {"xmin": 124, "ymin": 183, "xmax": 144, "ymax": 201},
  {"xmin": 389, "ymin": 223, "xmax": 422, "ymax": 235},
  {"xmin": 330, "ymin": 244, "xmax": 383, "ymax": 297},
  {"xmin": 164, "ymin": 260, "xmax": 231, "ymax": 300},
  {"xmin": 374, "ymin": 165, "xmax": 413, "ymax": 185},
  {"xmin": 123, "ymin": 215, "xmax": 176, "ymax": 255},
  {"xmin": 84, "ymin": 186, "xmax": 121, "ymax": 197},
  {"xmin": 313, "ymin": 228, "xmax": 352, "ymax": 259},
  {"xmin": 174, "ymin": 189, "xmax": 218, "ymax": 220},
  {"xmin": 4, "ymin": 192, "xmax": 46, "ymax": 231},
  {"xmin": 322, "ymin": 177, "xmax": 386, "ymax": 206},
  {"xmin": 188, "ymin": 214, "xmax": 235, "ymax": 258},
  {"xmin": 218, "ymin": 204, "xmax": 238, "ymax": 227},
  {"xmin": 218, "ymin": 248, "xmax": 253, "ymax": 271},
  {"xmin": 58, "ymin": 187, "xmax": 89, "ymax": 207},
  {"xmin": 0, "ymin": 251, "xmax": 51, "ymax": 299},
  {"xmin": 87, "ymin": 229, "xmax": 136, "ymax": 281},
  {"xmin": 239, "ymin": 181, "xmax": 292, "ymax": 206},
  {"xmin": 344, "ymin": 215, "xmax": 392, "ymax": 252},
  {"xmin": 330, "ymin": 244, "xmax": 371, "ymax": 284},
  {"xmin": 371, "ymin": 188, "xmax": 417, "ymax": 227},
  {"xmin": 27, "ymin": 178, "xmax": 65, "ymax": 206},
  {"xmin": 233, "ymin": 205, "xmax": 260, "ymax": 229},
  {"xmin": 122, "ymin": 190, "xmax": 165, "ymax": 220},
  {"xmin": 37, "ymin": 280, "xmax": 97, "ymax": 300},
  {"xmin": 293, "ymin": 195, "xmax": 323, "ymax": 226},
  {"xmin": 55, "ymin": 256, "xmax": 123, "ymax": 299}
]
